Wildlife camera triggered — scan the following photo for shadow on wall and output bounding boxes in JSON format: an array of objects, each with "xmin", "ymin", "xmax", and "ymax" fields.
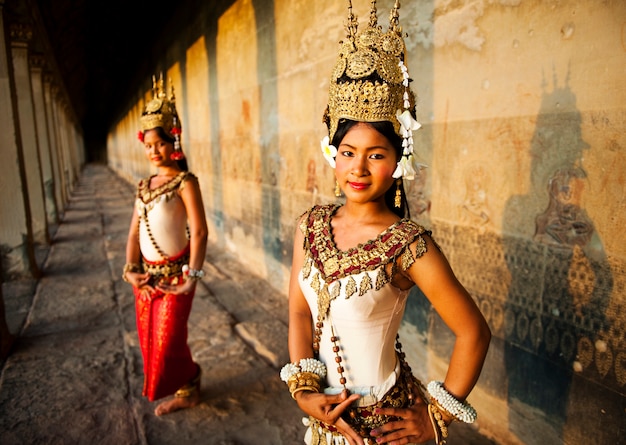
[{"xmin": 502, "ymin": 68, "xmax": 619, "ymax": 443}]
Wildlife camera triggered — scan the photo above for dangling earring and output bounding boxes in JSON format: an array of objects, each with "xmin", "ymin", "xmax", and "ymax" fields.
[
  {"xmin": 394, "ymin": 179, "xmax": 402, "ymax": 208},
  {"xmin": 335, "ymin": 180, "xmax": 342, "ymax": 197}
]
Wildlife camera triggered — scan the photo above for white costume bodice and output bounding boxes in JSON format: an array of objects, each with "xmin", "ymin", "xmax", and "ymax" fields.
[
  {"xmin": 297, "ymin": 205, "xmax": 430, "ymax": 392},
  {"xmin": 135, "ymin": 172, "xmax": 194, "ymax": 261},
  {"xmin": 300, "ymin": 268, "xmax": 409, "ymax": 388}
]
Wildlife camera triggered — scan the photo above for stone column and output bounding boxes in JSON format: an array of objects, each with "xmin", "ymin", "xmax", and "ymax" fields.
[
  {"xmin": 30, "ymin": 54, "xmax": 58, "ymax": 227},
  {"xmin": 43, "ymin": 76, "xmax": 65, "ymax": 213},
  {"xmin": 0, "ymin": 5, "xmax": 38, "ymax": 279},
  {"xmin": 10, "ymin": 23, "xmax": 49, "ymax": 245},
  {"xmin": 50, "ymin": 85, "xmax": 69, "ymax": 206},
  {"xmin": 55, "ymin": 101, "xmax": 72, "ymax": 199},
  {"xmin": 62, "ymin": 107, "xmax": 81, "ymax": 186}
]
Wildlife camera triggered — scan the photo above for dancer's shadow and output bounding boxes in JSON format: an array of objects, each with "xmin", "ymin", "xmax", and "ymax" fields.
[{"xmin": 502, "ymin": 69, "xmax": 614, "ymax": 441}]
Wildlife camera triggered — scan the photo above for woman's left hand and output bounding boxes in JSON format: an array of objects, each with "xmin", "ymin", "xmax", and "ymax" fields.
[
  {"xmin": 156, "ymin": 278, "xmax": 197, "ymax": 295},
  {"xmin": 369, "ymin": 397, "xmax": 435, "ymax": 445}
]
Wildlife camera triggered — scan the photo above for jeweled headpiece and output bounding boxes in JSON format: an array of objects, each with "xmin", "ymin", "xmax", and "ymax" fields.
[
  {"xmin": 139, "ymin": 73, "xmax": 184, "ymax": 160},
  {"xmin": 322, "ymin": 0, "xmax": 423, "ymax": 180}
]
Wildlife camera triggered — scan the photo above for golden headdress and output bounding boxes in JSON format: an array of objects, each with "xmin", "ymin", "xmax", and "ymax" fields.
[
  {"xmin": 139, "ymin": 74, "xmax": 184, "ymax": 159},
  {"xmin": 322, "ymin": 0, "xmax": 422, "ymax": 180}
]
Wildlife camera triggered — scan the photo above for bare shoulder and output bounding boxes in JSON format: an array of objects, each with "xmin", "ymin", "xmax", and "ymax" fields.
[{"xmin": 180, "ymin": 171, "xmax": 199, "ymax": 186}]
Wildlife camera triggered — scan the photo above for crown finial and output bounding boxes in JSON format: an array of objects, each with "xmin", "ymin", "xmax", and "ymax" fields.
[
  {"xmin": 368, "ymin": 0, "xmax": 378, "ymax": 28},
  {"xmin": 345, "ymin": 0, "xmax": 358, "ymax": 43},
  {"xmin": 169, "ymin": 78, "xmax": 176, "ymax": 102},
  {"xmin": 157, "ymin": 73, "xmax": 166, "ymax": 99},
  {"xmin": 389, "ymin": 0, "xmax": 401, "ymax": 34}
]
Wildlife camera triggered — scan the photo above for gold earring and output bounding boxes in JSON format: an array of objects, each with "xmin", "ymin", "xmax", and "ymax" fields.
[
  {"xmin": 394, "ymin": 179, "xmax": 402, "ymax": 208},
  {"xmin": 335, "ymin": 180, "xmax": 342, "ymax": 197}
]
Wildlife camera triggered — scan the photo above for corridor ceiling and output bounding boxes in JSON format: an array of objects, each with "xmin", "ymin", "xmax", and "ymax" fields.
[{"xmin": 6, "ymin": 0, "xmax": 229, "ymax": 159}]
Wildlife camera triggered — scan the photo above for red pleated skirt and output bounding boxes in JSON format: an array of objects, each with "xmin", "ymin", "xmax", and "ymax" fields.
[{"xmin": 134, "ymin": 253, "xmax": 197, "ymax": 401}]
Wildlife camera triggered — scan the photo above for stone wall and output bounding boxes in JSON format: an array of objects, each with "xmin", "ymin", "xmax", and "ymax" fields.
[{"xmin": 107, "ymin": 0, "xmax": 626, "ymax": 443}]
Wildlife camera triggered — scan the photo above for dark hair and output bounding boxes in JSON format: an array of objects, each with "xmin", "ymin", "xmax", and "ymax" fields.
[
  {"xmin": 150, "ymin": 127, "xmax": 188, "ymax": 171},
  {"xmin": 331, "ymin": 119, "xmax": 410, "ymax": 219}
]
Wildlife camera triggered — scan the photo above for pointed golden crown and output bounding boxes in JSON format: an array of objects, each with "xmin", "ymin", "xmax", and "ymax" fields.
[
  {"xmin": 323, "ymin": 0, "xmax": 415, "ymax": 142},
  {"xmin": 140, "ymin": 74, "xmax": 182, "ymax": 137}
]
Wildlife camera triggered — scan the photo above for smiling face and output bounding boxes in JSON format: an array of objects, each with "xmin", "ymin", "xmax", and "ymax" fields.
[
  {"xmin": 143, "ymin": 128, "xmax": 176, "ymax": 168},
  {"xmin": 334, "ymin": 122, "xmax": 399, "ymax": 205}
]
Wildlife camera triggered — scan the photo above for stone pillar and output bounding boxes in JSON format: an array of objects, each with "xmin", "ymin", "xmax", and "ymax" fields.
[
  {"xmin": 10, "ymin": 23, "xmax": 49, "ymax": 245},
  {"xmin": 30, "ymin": 54, "xmax": 58, "ymax": 227},
  {"xmin": 63, "ymin": 107, "xmax": 81, "ymax": 186},
  {"xmin": 56, "ymin": 102, "xmax": 72, "ymax": 199},
  {"xmin": 50, "ymin": 85, "xmax": 69, "ymax": 206},
  {"xmin": 43, "ymin": 76, "xmax": 64, "ymax": 214},
  {"xmin": 0, "ymin": 5, "xmax": 38, "ymax": 279}
]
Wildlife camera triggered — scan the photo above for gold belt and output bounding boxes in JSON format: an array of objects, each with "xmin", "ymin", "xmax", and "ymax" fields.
[{"xmin": 142, "ymin": 255, "xmax": 188, "ymax": 278}]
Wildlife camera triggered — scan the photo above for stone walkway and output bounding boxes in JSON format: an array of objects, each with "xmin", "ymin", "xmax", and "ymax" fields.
[
  {"xmin": 0, "ymin": 164, "xmax": 495, "ymax": 445},
  {"xmin": 0, "ymin": 164, "xmax": 302, "ymax": 445}
]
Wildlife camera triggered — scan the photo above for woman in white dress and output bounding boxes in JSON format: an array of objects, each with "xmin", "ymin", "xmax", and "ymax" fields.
[
  {"xmin": 281, "ymin": 2, "xmax": 491, "ymax": 444},
  {"xmin": 123, "ymin": 76, "xmax": 208, "ymax": 416}
]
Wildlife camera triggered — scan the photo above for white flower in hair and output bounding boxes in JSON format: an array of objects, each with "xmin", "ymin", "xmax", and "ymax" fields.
[
  {"xmin": 393, "ymin": 154, "xmax": 426, "ymax": 180},
  {"xmin": 393, "ymin": 155, "xmax": 415, "ymax": 180},
  {"xmin": 394, "ymin": 109, "xmax": 424, "ymax": 179},
  {"xmin": 396, "ymin": 110, "xmax": 421, "ymax": 138},
  {"xmin": 320, "ymin": 136, "xmax": 338, "ymax": 169}
]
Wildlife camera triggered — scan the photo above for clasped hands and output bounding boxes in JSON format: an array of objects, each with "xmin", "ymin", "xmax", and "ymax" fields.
[
  {"xmin": 125, "ymin": 271, "xmax": 196, "ymax": 301},
  {"xmin": 294, "ymin": 388, "xmax": 436, "ymax": 445}
]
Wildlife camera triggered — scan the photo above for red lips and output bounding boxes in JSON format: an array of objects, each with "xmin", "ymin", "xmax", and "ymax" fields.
[{"xmin": 349, "ymin": 182, "xmax": 369, "ymax": 190}]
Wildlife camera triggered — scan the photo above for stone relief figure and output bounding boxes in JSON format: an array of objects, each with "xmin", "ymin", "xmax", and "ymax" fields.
[
  {"xmin": 534, "ymin": 167, "xmax": 593, "ymax": 249},
  {"xmin": 460, "ymin": 163, "xmax": 491, "ymax": 228},
  {"xmin": 534, "ymin": 166, "xmax": 611, "ymax": 347},
  {"xmin": 306, "ymin": 158, "xmax": 321, "ymax": 206}
]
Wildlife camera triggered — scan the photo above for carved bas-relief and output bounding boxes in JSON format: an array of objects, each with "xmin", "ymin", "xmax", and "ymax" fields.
[
  {"xmin": 534, "ymin": 167, "xmax": 615, "ymax": 375},
  {"xmin": 535, "ymin": 168, "xmax": 593, "ymax": 250},
  {"xmin": 460, "ymin": 162, "xmax": 491, "ymax": 229}
]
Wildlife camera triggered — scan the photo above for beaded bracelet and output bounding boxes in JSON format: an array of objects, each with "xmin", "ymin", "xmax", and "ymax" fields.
[
  {"xmin": 280, "ymin": 358, "xmax": 327, "ymax": 383},
  {"xmin": 182, "ymin": 265, "xmax": 205, "ymax": 281},
  {"xmin": 427, "ymin": 381, "xmax": 477, "ymax": 424}
]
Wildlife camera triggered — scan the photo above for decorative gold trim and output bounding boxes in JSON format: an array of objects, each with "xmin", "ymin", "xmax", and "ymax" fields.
[{"xmin": 300, "ymin": 204, "xmax": 430, "ymax": 319}]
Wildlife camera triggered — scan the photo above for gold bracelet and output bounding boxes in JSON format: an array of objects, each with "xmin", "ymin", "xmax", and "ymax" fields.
[
  {"xmin": 291, "ymin": 385, "xmax": 320, "ymax": 400},
  {"xmin": 287, "ymin": 372, "xmax": 321, "ymax": 398},
  {"xmin": 122, "ymin": 263, "xmax": 142, "ymax": 282},
  {"xmin": 428, "ymin": 403, "xmax": 449, "ymax": 445},
  {"xmin": 432, "ymin": 398, "xmax": 457, "ymax": 423}
]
